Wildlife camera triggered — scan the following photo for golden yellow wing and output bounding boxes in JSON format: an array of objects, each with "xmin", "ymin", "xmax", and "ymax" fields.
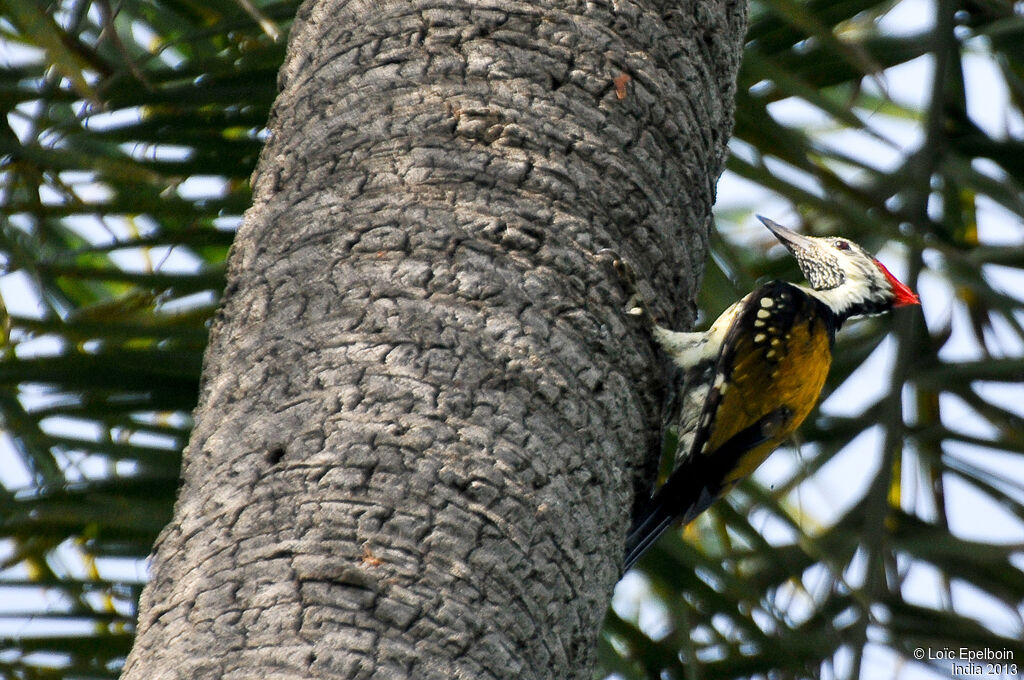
[
  {"xmin": 623, "ymin": 281, "xmax": 836, "ymax": 569},
  {"xmin": 693, "ymin": 280, "xmax": 834, "ymax": 489}
]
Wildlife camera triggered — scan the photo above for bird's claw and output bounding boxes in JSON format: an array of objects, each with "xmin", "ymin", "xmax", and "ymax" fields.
[{"xmin": 596, "ymin": 248, "xmax": 655, "ymax": 325}]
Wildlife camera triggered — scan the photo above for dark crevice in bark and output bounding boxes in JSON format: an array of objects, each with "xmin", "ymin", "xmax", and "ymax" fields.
[{"xmin": 266, "ymin": 445, "xmax": 287, "ymax": 466}]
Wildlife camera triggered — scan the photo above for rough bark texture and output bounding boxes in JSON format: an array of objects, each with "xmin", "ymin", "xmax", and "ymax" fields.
[{"xmin": 121, "ymin": 1, "xmax": 745, "ymax": 678}]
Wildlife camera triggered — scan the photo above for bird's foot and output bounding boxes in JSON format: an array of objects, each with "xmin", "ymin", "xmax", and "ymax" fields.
[{"xmin": 597, "ymin": 248, "xmax": 655, "ymax": 326}]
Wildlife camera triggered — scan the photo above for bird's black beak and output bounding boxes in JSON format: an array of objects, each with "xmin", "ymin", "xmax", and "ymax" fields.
[{"xmin": 757, "ymin": 215, "xmax": 817, "ymax": 255}]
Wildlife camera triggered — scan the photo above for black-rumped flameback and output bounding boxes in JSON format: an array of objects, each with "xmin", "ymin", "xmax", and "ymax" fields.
[{"xmin": 623, "ymin": 217, "xmax": 919, "ymax": 570}]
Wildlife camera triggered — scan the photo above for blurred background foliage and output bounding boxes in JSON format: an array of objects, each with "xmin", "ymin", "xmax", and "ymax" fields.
[{"xmin": 0, "ymin": 0, "xmax": 1021, "ymax": 678}]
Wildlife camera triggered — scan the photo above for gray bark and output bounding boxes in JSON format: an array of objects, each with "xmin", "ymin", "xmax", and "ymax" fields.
[{"xmin": 121, "ymin": 0, "xmax": 745, "ymax": 678}]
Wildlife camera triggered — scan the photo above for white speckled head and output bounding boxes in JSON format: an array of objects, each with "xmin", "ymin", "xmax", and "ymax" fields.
[{"xmin": 757, "ymin": 216, "xmax": 919, "ymax": 319}]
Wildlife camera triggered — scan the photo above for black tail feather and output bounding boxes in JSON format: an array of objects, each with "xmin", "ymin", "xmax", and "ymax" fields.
[
  {"xmin": 622, "ymin": 462, "xmax": 715, "ymax": 571},
  {"xmin": 622, "ymin": 493, "xmax": 689, "ymax": 571},
  {"xmin": 622, "ymin": 410, "xmax": 785, "ymax": 572}
]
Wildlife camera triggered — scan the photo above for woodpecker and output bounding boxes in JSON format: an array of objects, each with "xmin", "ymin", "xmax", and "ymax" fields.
[{"xmin": 623, "ymin": 216, "xmax": 919, "ymax": 570}]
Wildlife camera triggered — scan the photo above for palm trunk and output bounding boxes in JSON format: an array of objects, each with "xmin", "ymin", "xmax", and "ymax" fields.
[{"xmin": 121, "ymin": 0, "xmax": 745, "ymax": 677}]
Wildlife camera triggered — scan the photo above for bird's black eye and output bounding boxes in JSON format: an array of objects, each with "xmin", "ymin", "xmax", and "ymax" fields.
[{"xmin": 834, "ymin": 240, "xmax": 850, "ymax": 250}]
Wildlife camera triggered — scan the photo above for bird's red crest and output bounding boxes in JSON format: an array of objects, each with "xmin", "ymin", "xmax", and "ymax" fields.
[{"xmin": 873, "ymin": 259, "xmax": 919, "ymax": 307}]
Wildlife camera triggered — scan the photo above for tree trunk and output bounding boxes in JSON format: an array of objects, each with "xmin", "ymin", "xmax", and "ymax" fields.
[{"xmin": 121, "ymin": 0, "xmax": 745, "ymax": 678}]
